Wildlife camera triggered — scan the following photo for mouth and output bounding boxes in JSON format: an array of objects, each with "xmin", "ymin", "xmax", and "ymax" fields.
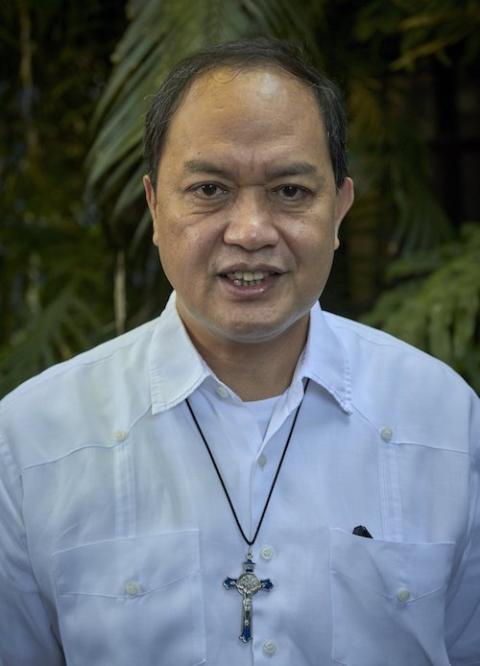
[{"xmin": 220, "ymin": 270, "xmax": 282, "ymax": 287}]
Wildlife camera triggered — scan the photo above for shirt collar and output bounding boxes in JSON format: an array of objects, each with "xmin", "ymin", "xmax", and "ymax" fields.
[
  {"xmin": 298, "ymin": 303, "xmax": 352, "ymax": 413},
  {"xmin": 148, "ymin": 292, "xmax": 351, "ymax": 414},
  {"xmin": 149, "ymin": 292, "xmax": 210, "ymax": 414}
]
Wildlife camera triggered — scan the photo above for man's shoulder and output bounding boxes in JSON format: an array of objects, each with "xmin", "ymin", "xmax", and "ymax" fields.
[
  {"xmin": 0, "ymin": 318, "xmax": 160, "ymax": 469},
  {"xmin": 0, "ymin": 320, "xmax": 160, "ymax": 438},
  {"xmin": 322, "ymin": 312, "xmax": 477, "ymax": 445},
  {"xmin": 325, "ymin": 310, "xmax": 423, "ymax": 351},
  {"xmin": 2, "ymin": 317, "xmax": 158, "ymax": 407},
  {"xmin": 324, "ymin": 311, "xmax": 463, "ymax": 381}
]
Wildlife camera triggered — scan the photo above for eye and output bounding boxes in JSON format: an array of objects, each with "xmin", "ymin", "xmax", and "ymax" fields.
[
  {"xmin": 192, "ymin": 183, "xmax": 228, "ymax": 199},
  {"xmin": 275, "ymin": 185, "xmax": 310, "ymax": 201}
]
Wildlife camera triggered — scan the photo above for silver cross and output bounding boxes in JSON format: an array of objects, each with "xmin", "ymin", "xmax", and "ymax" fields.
[{"xmin": 223, "ymin": 555, "xmax": 273, "ymax": 643}]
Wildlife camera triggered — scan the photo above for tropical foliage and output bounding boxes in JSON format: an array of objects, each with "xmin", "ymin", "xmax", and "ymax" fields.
[
  {"xmin": 1, "ymin": 0, "xmax": 479, "ymax": 396},
  {"xmin": 364, "ymin": 223, "xmax": 480, "ymax": 389}
]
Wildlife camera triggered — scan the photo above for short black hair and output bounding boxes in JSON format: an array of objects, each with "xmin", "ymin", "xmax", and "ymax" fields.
[{"xmin": 144, "ymin": 37, "xmax": 348, "ymax": 189}]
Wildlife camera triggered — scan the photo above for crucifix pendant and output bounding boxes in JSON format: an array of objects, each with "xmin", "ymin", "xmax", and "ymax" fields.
[{"xmin": 223, "ymin": 552, "xmax": 273, "ymax": 643}]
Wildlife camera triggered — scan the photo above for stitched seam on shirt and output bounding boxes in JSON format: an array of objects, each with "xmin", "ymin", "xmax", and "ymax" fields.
[
  {"xmin": 22, "ymin": 442, "xmax": 129, "ymax": 470},
  {"xmin": 115, "ymin": 442, "xmax": 133, "ymax": 538},
  {"xmin": 21, "ymin": 403, "xmax": 152, "ymax": 471},
  {"xmin": 329, "ymin": 535, "xmax": 343, "ymax": 664},
  {"xmin": 126, "ymin": 436, "xmax": 136, "ymax": 536},
  {"xmin": 413, "ymin": 582, "xmax": 450, "ymax": 602},
  {"xmin": 332, "ymin": 568, "xmax": 448, "ymax": 602},
  {"xmin": 58, "ymin": 572, "xmax": 199, "ymax": 598},
  {"xmin": 351, "ymin": 403, "xmax": 469, "ymax": 455},
  {"xmin": 353, "ymin": 401, "xmax": 402, "ymax": 540},
  {"xmin": 0, "ymin": 410, "xmax": 57, "ymax": 603},
  {"xmin": 445, "ymin": 463, "xmax": 480, "ymax": 651},
  {"xmin": 379, "ymin": 431, "xmax": 390, "ymax": 540},
  {"xmin": 52, "ymin": 528, "xmax": 200, "ymax": 556},
  {"xmin": 116, "ymin": 406, "xmax": 143, "ymax": 538},
  {"xmin": 387, "ymin": 439, "xmax": 403, "ymax": 540}
]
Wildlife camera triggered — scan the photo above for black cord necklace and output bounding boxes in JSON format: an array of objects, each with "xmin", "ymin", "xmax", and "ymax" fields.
[{"xmin": 185, "ymin": 378, "xmax": 310, "ymax": 643}]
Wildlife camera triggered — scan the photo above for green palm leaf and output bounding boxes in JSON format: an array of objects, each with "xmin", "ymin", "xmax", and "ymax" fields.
[
  {"xmin": 0, "ymin": 284, "xmax": 107, "ymax": 397},
  {"xmin": 87, "ymin": 0, "xmax": 317, "ymax": 225},
  {"xmin": 363, "ymin": 224, "xmax": 480, "ymax": 391}
]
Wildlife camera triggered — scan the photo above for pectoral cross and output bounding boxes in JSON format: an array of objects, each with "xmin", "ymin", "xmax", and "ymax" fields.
[{"xmin": 223, "ymin": 554, "xmax": 273, "ymax": 643}]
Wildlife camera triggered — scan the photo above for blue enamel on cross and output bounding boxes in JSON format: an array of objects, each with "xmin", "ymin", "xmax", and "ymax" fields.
[{"xmin": 223, "ymin": 555, "xmax": 273, "ymax": 643}]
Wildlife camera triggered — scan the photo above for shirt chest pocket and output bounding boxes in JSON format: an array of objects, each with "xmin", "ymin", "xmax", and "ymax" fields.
[
  {"xmin": 329, "ymin": 528, "xmax": 455, "ymax": 666},
  {"xmin": 52, "ymin": 530, "xmax": 206, "ymax": 666}
]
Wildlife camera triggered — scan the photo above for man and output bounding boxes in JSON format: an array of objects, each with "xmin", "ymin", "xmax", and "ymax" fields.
[{"xmin": 0, "ymin": 38, "xmax": 479, "ymax": 665}]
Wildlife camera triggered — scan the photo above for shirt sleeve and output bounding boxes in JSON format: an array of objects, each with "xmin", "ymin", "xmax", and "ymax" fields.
[
  {"xmin": 446, "ymin": 393, "xmax": 480, "ymax": 664},
  {"xmin": 0, "ymin": 419, "xmax": 64, "ymax": 666}
]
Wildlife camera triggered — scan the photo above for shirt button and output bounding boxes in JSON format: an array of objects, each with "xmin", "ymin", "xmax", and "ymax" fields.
[
  {"xmin": 263, "ymin": 640, "xmax": 277, "ymax": 655},
  {"xmin": 113, "ymin": 430, "xmax": 128, "ymax": 442},
  {"xmin": 216, "ymin": 385, "xmax": 229, "ymax": 398},
  {"xmin": 125, "ymin": 581, "xmax": 142, "ymax": 597},
  {"xmin": 380, "ymin": 427, "xmax": 393, "ymax": 442},
  {"xmin": 396, "ymin": 588, "xmax": 410, "ymax": 603},
  {"xmin": 260, "ymin": 545, "xmax": 274, "ymax": 560},
  {"xmin": 258, "ymin": 454, "xmax": 268, "ymax": 468}
]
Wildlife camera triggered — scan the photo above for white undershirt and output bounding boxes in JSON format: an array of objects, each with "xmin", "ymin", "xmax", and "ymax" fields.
[{"xmin": 244, "ymin": 394, "xmax": 282, "ymax": 443}]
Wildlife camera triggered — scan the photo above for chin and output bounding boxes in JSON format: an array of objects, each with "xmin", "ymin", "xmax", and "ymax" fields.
[{"xmin": 213, "ymin": 314, "xmax": 306, "ymax": 345}]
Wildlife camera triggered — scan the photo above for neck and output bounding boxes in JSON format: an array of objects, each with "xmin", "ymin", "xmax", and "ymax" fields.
[{"xmin": 184, "ymin": 317, "xmax": 309, "ymax": 401}]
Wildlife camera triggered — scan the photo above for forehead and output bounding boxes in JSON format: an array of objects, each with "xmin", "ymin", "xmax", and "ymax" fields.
[
  {"xmin": 159, "ymin": 65, "xmax": 329, "ymax": 169},
  {"xmin": 156, "ymin": 67, "xmax": 332, "ymax": 181},
  {"xmin": 183, "ymin": 64, "xmax": 318, "ymax": 106}
]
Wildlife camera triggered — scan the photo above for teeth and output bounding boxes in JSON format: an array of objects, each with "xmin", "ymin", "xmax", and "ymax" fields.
[
  {"xmin": 231, "ymin": 271, "xmax": 266, "ymax": 281},
  {"xmin": 224, "ymin": 270, "xmax": 276, "ymax": 287}
]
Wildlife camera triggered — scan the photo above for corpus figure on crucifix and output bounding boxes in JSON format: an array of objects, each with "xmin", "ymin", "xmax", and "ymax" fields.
[{"xmin": 224, "ymin": 555, "xmax": 273, "ymax": 643}]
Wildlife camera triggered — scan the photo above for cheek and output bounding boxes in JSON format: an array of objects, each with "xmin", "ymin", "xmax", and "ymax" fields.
[
  {"xmin": 155, "ymin": 216, "xmax": 214, "ymax": 282},
  {"xmin": 286, "ymin": 214, "xmax": 337, "ymax": 262},
  {"xmin": 154, "ymin": 205, "xmax": 191, "ymax": 255}
]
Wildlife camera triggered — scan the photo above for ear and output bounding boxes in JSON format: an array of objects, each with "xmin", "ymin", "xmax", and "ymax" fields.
[
  {"xmin": 333, "ymin": 177, "xmax": 354, "ymax": 250},
  {"xmin": 143, "ymin": 175, "xmax": 159, "ymax": 246}
]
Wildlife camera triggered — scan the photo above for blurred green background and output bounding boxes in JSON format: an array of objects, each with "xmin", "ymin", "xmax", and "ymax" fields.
[{"xmin": 1, "ymin": 0, "xmax": 479, "ymax": 396}]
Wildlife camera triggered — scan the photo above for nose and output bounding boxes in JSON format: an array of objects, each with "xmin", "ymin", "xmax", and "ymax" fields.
[{"xmin": 223, "ymin": 188, "xmax": 279, "ymax": 251}]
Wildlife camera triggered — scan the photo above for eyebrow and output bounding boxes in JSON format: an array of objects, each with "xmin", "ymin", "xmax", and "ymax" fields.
[
  {"xmin": 183, "ymin": 159, "xmax": 319, "ymax": 180},
  {"xmin": 184, "ymin": 160, "xmax": 232, "ymax": 178},
  {"xmin": 266, "ymin": 162, "xmax": 319, "ymax": 179}
]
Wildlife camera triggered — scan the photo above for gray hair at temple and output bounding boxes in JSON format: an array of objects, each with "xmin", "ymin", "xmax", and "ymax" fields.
[{"xmin": 144, "ymin": 38, "xmax": 348, "ymax": 190}]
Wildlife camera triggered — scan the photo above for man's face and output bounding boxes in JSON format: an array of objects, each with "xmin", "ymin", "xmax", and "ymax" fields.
[{"xmin": 144, "ymin": 66, "xmax": 354, "ymax": 347}]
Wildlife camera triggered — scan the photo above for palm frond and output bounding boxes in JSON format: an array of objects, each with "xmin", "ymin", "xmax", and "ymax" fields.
[
  {"xmin": 87, "ymin": 0, "xmax": 320, "ymax": 224},
  {"xmin": 348, "ymin": 74, "xmax": 452, "ymax": 256},
  {"xmin": 363, "ymin": 224, "xmax": 480, "ymax": 391},
  {"xmin": 0, "ymin": 284, "xmax": 108, "ymax": 398}
]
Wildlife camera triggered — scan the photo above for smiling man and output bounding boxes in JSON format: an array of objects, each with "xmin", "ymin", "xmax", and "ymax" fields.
[{"xmin": 0, "ymin": 38, "xmax": 479, "ymax": 666}]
